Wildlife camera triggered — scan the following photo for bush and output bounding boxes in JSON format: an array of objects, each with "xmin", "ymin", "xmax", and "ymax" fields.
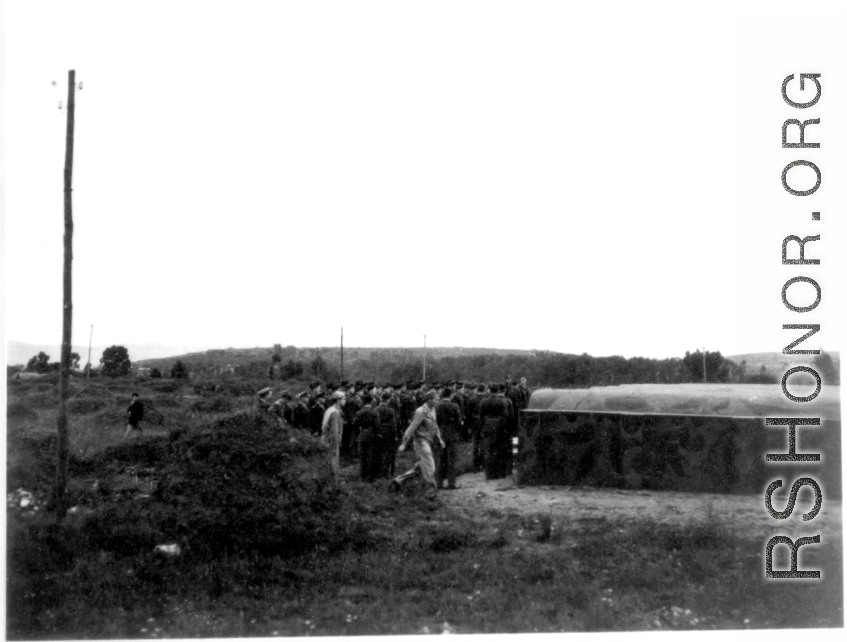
[
  {"xmin": 170, "ymin": 360, "xmax": 189, "ymax": 380},
  {"xmin": 101, "ymin": 346, "xmax": 132, "ymax": 378}
]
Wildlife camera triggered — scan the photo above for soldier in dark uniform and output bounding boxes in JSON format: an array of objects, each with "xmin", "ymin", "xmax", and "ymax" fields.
[
  {"xmin": 479, "ymin": 383, "xmax": 512, "ymax": 479},
  {"xmin": 466, "ymin": 384, "xmax": 485, "ymax": 471},
  {"xmin": 387, "ymin": 384, "xmax": 402, "ymax": 431},
  {"xmin": 342, "ymin": 382, "xmax": 363, "ymax": 458},
  {"xmin": 355, "ymin": 394, "xmax": 382, "ymax": 482},
  {"xmin": 505, "ymin": 378, "xmax": 519, "ymax": 412},
  {"xmin": 269, "ymin": 390, "xmax": 292, "ymax": 427},
  {"xmin": 450, "ymin": 382, "xmax": 468, "ymax": 440},
  {"xmin": 253, "ymin": 387, "xmax": 273, "ymax": 417},
  {"xmin": 435, "ymin": 387, "xmax": 463, "ymax": 489},
  {"xmin": 292, "ymin": 392, "xmax": 311, "ymax": 432},
  {"xmin": 309, "ymin": 393, "xmax": 326, "ymax": 437},
  {"xmin": 500, "ymin": 383, "xmax": 517, "ymax": 474},
  {"xmin": 516, "ymin": 376, "xmax": 531, "ymax": 411},
  {"xmin": 375, "ymin": 392, "xmax": 398, "ymax": 478},
  {"xmin": 400, "ymin": 383, "xmax": 418, "ymax": 435}
]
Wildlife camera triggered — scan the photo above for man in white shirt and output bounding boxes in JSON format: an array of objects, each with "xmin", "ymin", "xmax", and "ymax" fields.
[
  {"xmin": 321, "ymin": 391, "xmax": 346, "ymax": 478},
  {"xmin": 389, "ymin": 390, "xmax": 446, "ymax": 499}
]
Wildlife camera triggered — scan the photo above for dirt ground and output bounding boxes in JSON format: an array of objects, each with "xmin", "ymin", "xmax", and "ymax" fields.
[{"xmin": 443, "ymin": 471, "xmax": 843, "ymax": 542}]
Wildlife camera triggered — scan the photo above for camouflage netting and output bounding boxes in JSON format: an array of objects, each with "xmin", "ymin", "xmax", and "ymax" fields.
[{"xmin": 518, "ymin": 384, "xmax": 841, "ymax": 496}]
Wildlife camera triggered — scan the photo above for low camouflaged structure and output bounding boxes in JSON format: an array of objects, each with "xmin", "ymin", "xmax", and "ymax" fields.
[{"xmin": 517, "ymin": 383, "xmax": 841, "ymax": 497}]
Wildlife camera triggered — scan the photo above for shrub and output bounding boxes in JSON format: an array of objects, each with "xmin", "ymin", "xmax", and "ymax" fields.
[
  {"xmin": 170, "ymin": 360, "xmax": 189, "ymax": 380},
  {"xmin": 101, "ymin": 346, "xmax": 132, "ymax": 378}
]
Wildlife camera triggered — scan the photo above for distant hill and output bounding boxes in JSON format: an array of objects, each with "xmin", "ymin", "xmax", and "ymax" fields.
[
  {"xmin": 726, "ymin": 350, "xmax": 840, "ymax": 375},
  {"xmin": 5, "ymin": 340, "xmax": 209, "ymax": 368},
  {"xmin": 136, "ymin": 345, "xmax": 541, "ymax": 370}
]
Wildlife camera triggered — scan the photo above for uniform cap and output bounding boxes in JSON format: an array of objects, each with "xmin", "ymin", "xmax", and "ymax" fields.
[{"xmin": 332, "ymin": 391, "xmax": 345, "ymax": 400}]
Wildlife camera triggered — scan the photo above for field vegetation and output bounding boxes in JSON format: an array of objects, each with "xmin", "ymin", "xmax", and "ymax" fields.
[{"xmin": 6, "ymin": 373, "xmax": 842, "ymax": 637}]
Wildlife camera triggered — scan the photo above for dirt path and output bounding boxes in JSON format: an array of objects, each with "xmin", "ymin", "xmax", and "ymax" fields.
[{"xmin": 442, "ymin": 472, "xmax": 842, "ymax": 542}]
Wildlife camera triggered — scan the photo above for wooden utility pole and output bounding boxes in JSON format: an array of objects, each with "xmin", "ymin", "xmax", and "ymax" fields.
[
  {"xmin": 340, "ymin": 327, "xmax": 344, "ymax": 381},
  {"xmin": 87, "ymin": 324, "xmax": 93, "ymax": 379},
  {"xmin": 52, "ymin": 70, "xmax": 76, "ymax": 517}
]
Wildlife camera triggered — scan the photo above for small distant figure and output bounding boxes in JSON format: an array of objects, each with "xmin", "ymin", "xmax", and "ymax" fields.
[{"xmin": 124, "ymin": 393, "xmax": 145, "ymax": 438}]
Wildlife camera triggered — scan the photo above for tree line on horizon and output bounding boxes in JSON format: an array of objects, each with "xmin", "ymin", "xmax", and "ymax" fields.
[{"xmin": 11, "ymin": 345, "xmax": 839, "ymax": 389}]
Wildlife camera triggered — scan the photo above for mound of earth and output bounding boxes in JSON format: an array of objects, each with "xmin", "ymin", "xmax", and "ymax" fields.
[{"xmin": 66, "ymin": 413, "xmax": 349, "ymax": 557}]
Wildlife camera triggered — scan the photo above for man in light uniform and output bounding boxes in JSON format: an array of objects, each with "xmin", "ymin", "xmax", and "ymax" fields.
[
  {"xmin": 321, "ymin": 390, "xmax": 346, "ymax": 478},
  {"xmin": 390, "ymin": 390, "xmax": 445, "ymax": 499}
]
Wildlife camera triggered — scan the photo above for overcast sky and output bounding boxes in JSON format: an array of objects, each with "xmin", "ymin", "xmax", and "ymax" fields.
[{"xmin": 4, "ymin": 1, "xmax": 846, "ymax": 360}]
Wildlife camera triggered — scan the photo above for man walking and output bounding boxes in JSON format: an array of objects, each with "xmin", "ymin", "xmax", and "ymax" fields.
[
  {"xmin": 390, "ymin": 390, "xmax": 445, "ymax": 499},
  {"xmin": 321, "ymin": 391, "xmax": 346, "ymax": 478},
  {"xmin": 124, "ymin": 392, "xmax": 145, "ymax": 438}
]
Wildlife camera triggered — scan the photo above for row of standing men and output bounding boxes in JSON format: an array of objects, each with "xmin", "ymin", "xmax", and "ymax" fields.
[{"xmin": 258, "ymin": 377, "xmax": 532, "ymax": 486}]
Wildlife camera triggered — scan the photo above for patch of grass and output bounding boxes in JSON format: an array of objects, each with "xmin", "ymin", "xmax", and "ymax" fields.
[
  {"xmin": 66, "ymin": 398, "xmax": 108, "ymax": 414},
  {"xmin": 7, "ymin": 402, "xmax": 38, "ymax": 422},
  {"xmin": 6, "ymin": 379, "xmax": 843, "ymax": 638}
]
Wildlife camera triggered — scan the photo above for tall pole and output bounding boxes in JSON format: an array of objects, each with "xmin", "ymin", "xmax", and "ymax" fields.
[
  {"xmin": 340, "ymin": 327, "xmax": 344, "ymax": 381},
  {"xmin": 52, "ymin": 69, "xmax": 76, "ymax": 517},
  {"xmin": 87, "ymin": 324, "xmax": 93, "ymax": 379},
  {"xmin": 423, "ymin": 334, "xmax": 426, "ymax": 382}
]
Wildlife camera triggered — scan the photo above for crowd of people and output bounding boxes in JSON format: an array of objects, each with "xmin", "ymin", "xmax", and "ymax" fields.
[{"xmin": 255, "ymin": 376, "xmax": 532, "ymax": 498}]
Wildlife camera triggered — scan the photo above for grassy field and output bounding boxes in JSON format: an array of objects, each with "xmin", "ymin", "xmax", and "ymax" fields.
[{"xmin": 6, "ymin": 375, "xmax": 843, "ymax": 637}]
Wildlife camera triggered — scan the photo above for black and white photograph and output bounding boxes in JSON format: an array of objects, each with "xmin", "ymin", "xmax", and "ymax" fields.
[{"xmin": 3, "ymin": 0, "xmax": 845, "ymax": 638}]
